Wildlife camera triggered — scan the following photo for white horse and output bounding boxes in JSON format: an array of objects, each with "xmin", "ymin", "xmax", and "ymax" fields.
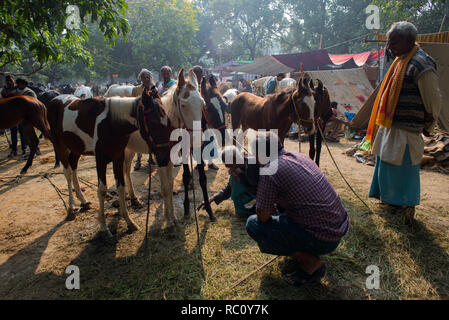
[
  {"xmin": 223, "ymin": 88, "xmax": 239, "ymax": 104},
  {"xmin": 123, "ymin": 68, "xmax": 206, "ymax": 226},
  {"xmin": 74, "ymin": 85, "xmax": 93, "ymax": 99},
  {"xmin": 278, "ymin": 78, "xmax": 297, "ymax": 92},
  {"xmin": 104, "ymin": 84, "xmax": 135, "ymax": 97}
]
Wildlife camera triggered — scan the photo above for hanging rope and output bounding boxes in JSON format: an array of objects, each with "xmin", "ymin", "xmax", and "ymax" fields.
[
  {"xmin": 42, "ymin": 173, "xmax": 68, "ymax": 212},
  {"xmin": 316, "ymin": 122, "xmax": 373, "ymax": 214},
  {"xmin": 189, "ymin": 149, "xmax": 203, "ymax": 260},
  {"xmin": 134, "ymin": 162, "xmax": 152, "ymax": 300}
]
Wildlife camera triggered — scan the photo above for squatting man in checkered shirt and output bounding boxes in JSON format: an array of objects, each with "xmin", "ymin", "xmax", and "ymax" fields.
[{"xmin": 204, "ymin": 132, "xmax": 350, "ymax": 287}]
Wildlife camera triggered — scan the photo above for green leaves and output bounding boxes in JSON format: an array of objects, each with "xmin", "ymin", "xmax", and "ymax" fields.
[{"xmin": 0, "ymin": 0, "xmax": 129, "ymax": 68}]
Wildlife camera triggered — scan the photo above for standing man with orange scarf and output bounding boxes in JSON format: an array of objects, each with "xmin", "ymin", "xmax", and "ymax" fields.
[{"xmin": 367, "ymin": 22, "xmax": 441, "ymax": 224}]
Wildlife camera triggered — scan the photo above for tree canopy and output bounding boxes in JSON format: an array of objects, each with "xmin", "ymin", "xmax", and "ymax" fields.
[
  {"xmin": 0, "ymin": 0, "xmax": 129, "ymax": 72},
  {"xmin": 1, "ymin": 0, "xmax": 448, "ymax": 83}
]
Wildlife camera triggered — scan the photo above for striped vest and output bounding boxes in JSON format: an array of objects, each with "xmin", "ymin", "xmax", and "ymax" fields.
[{"xmin": 392, "ymin": 48, "xmax": 437, "ymax": 133}]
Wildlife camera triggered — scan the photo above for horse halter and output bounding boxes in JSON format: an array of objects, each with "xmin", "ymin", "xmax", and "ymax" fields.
[
  {"xmin": 291, "ymin": 91, "xmax": 314, "ymax": 126},
  {"xmin": 136, "ymin": 96, "xmax": 170, "ymax": 151},
  {"xmin": 202, "ymin": 105, "xmax": 227, "ymax": 131},
  {"xmin": 174, "ymin": 90, "xmax": 202, "ymax": 133}
]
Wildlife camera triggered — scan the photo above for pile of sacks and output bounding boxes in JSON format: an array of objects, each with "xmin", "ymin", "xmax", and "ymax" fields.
[
  {"xmin": 343, "ymin": 129, "xmax": 449, "ymax": 174},
  {"xmin": 421, "ymin": 129, "xmax": 449, "ymax": 174}
]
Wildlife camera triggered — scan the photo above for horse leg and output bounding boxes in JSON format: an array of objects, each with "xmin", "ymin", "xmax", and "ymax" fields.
[
  {"xmin": 197, "ymin": 161, "xmax": 216, "ymax": 222},
  {"xmin": 62, "ymin": 164, "xmax": 77, "ymax": 221},
  {"xmin": 124, "ymin": 149, "xmax": 141, "ymax": 207},
  {"xmin": 20, "ymin": 122, "xmax": 38, "ymax": 174},
  {"xmin": 315, "ymin": 124, "xmax": 325, "ymax": 167},
  {"xmin": 69, "ymin": 152, "xmax": 91, "ymax": 211},
  {"xmin": 308, "ymin": 133, "xmax": 316, "ymax": 162},
  {"xmin": 96, "ymin": 155, "xmax": 112, "ymax": 238},
  {"xmin": 182, "ymin": 164, "xmax": 191, "ymax": 219},
  {"xmin": 158, "ymin": 164, "xmax": 176, "ymax": 227},
  {"xmin": 113, "ymin": 156, "xmax": 138, "ymax": 233},
  {"xmin": 54, "ymin": 146, "xmax": 60, "ymax": 168},
  {"xmin": 52, "ymin": 142, "xmax": 74, "ymax": 219}
]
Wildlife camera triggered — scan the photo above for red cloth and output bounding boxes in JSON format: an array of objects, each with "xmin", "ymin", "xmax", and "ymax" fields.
[{"xmin": 329, "ymin": 50, "xmax": 384, "ymax": 67}]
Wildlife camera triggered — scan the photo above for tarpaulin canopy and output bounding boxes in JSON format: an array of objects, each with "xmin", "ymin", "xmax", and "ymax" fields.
[
  {"xmin": 230, "ymin": 55, "xmax": 295, "ymax": 75},
  {"xmin": 272, "ymin": 50, "xmax": 334, "ymax": 71},
  {"xmin": 300, "ymin": 68, "xmax": 375, "ymax": 115},
  {"xmin": 231, "ymin": 49, "xmax": 384, "ymax": 76},
  {"xmin": 329, "ymin": 51, "xmax": 384, "ymax": 67},
  {"xmin": 212, "ymin": 60, "xmax": 253, "ymax": 73}
]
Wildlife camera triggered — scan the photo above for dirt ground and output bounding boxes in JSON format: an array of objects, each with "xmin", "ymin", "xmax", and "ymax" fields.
[{"xmin": 0, "ymin": 134, "xmax": 448, "ymax": 300}]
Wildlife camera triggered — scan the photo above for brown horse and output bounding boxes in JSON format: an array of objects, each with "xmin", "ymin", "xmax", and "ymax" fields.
[
  {"xmin": 308, "ymin": 79, "xmax": 333, "ymax": 167},
  {"xmin": 230, "ymin": 77, "xmax": 316, "ymax": 143},
  {"xmin": 0, "ymin": 95, "xmax": 52, "ymax": 174}
]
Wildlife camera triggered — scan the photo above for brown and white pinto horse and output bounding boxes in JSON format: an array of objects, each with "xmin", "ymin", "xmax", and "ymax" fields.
[
  {"xmin": 174, "ymin": 75, "xmax": 229, "ymax": 221},
  {"xmin": 200, "ymin": 75, "xmax": 229, "ymax": 146},
  {"xmin": 123, "ymin": 69, "xmax": 217, "ymax": 224},
  {"xmin": 47, "ymin": 89, "xmax": 173, "ymax": 238},
  {"xmin": 230, "ymin": 77, "xmax": 316, "ymax": 143},
  {"xmin": 0, "ymin": 96, "xmax": 52, "ymax": 173}
]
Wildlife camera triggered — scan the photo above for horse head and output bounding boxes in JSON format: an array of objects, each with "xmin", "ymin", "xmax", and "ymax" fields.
[
  {"xmin": 200, "ymin": 75, "xmax": 228, "ymax": 147},
  {"xmin": 140, "ymin": 86, "xmax": 172, "ymax": 167},
  {"xmin": 292, "ymin": 76, "xmax": 316, "ymax": 135},
  {"xmin": 172, "ymin": 68, "xmax": 205, "ymax": 136}
]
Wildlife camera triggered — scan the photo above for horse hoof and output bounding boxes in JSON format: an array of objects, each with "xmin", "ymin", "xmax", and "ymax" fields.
[
  {"xmin": 80, "ymin": 202, "xmax": 92, "ymax": 212},
  {"xmin": 66, "ymin": 209, "xmax": 76, "ymax": 221},
  {"xmin": 130, "ymin": 198, "xmax": 143, "ymax": 209},
  {"xmin": 54, "ymin": 163, "xmax": 60, "ymax": 169},
  {"xmin": 209, "ymin": 215, "xmax": 217, "ymax": 223},
  {"xmin": 127, "ymin": 223, "xmax": 139, "ymax": 233}
]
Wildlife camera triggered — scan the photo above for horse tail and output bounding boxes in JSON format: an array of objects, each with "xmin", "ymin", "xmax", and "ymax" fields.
[
  {"xmin": 230, "ymin": 95, "xmax": 242, "ymax": 131},
  {"xmin": 43, "ymin": 98, "xmax": 60, "ymax": 144},
  {"xmin": 39, "ymin": 101, "xmax": 53, "ymax": 141}
]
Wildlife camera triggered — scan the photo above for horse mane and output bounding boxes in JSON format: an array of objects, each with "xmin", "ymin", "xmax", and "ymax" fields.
[
  {"xmin": 316, "ymin": 86, "xmax": 332, "ymax": 118},
  {"xmin": 271, "ymin": 88, "xmax": 295, "ymax": 105},
  {"xmin": 161, "ymin": 82, "xmax": 181, "ymax": 128}
]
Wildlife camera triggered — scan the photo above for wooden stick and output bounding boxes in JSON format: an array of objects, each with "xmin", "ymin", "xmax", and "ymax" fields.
[
  {"xmin": 439, "ymin": 14, "xmax": 447, "ymax": 33},
  {"xmin": 230, "ymin": 256, "xmax": 279, "ymax": 290}
]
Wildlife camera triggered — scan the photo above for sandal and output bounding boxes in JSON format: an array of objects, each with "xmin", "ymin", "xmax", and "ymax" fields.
[{"xmin": 283, "ymin": 265, "xmax": 326, "ymax": 287}]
